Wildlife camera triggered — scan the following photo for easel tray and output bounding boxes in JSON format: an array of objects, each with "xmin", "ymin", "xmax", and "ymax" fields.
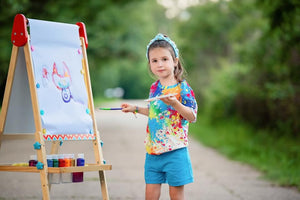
[{"xmin": 0, "ymin": 164, "xmax": 112, "ymax": 173}]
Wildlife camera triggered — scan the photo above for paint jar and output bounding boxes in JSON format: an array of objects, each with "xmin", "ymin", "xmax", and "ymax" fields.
[
  {"xmin": 70, "ymin": 154, "xmax": 75, "ymax": 167},
  {"xmin": 72, "ymin": 153, "xmax": 85, "ymax": 182},
  {"xmin": 29, "ymin": 155, "xmax": 38, "ymax": 166},
  {"xmin": 58, "ymin": 154, "xmax": 65, "ymax": 167},
  {"xmin": 61, "ymin": 154, "xmax": 72, "ymax": 183},
  {"xmin": 52, "ymin": 154, "xmax": 59, "ymax": 168},
  {"xmin": 46, "ymin": 155, "xmax": 53, "ymax": 167},
  {"xmin": 50, "ymin": 154, "xmax": 60, "ymax": 184}
]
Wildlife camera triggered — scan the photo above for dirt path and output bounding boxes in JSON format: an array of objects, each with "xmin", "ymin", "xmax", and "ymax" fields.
[{"xmin": 0, "ymin": 100, "xmax": 299, "ymax": 200}]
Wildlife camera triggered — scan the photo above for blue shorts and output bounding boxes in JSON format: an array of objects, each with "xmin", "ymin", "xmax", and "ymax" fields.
[{"xmin": 144, "ymin": 147, "xmax": 194, "ymax": 186}]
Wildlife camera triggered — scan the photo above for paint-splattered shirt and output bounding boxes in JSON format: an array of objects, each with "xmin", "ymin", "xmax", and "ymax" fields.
[{"xmin": 145, "ymin": 80, "xmax": 198, "ymax": 155}]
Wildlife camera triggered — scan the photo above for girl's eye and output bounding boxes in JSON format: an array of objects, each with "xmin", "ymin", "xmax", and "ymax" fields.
[
  {"xmin": 163, "ymin": 58, "xmax": 168, "ymax": 61},
  {"xmin": 152, "ymin": 59, "xmax": 157, "ymax": 63}
]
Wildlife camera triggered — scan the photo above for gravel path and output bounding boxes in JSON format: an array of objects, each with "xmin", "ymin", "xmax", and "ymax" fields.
[{"xmin": 0, "ymin": 100, "xmax": 299, "ymax": 200}]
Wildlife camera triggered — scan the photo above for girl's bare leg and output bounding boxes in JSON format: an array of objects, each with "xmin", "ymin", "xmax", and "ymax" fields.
[
  {"xmin": 145, "ymin": 184, "xmax": 161, "ymax": 200},
  {"xmin": 169, "ymin": 185, "xmax": 185, "ymax": 200}
]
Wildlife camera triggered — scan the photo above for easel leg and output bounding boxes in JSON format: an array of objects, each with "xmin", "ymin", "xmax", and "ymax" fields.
[
  {"xmin": 23, "ymin": 42, "xmax": 51, "ymax": 199},
  {"xmin": 99, "ymin": 170, "xmax": 109, "ymax": 200},
  {"xmin": 40, "ymin": 168, "xmax": 51, "ymax": 200},
  {"xmin": 36, "ymin": 132, "xmax": 50, "ymax": 200},
  {"xmin": 0, "ymin": 45, "xmax": 19, "ymax": 149}
]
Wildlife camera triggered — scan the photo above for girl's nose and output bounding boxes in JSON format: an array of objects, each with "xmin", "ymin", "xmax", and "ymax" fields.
[{"xmin": 157, "ymin": 60, "xmax": 163, "ymax": 66}]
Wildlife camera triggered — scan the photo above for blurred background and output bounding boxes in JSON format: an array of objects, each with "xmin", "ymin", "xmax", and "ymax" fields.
[{"xmin": 0, "ymin": 0, "xmax": 299, "ymax": 190}]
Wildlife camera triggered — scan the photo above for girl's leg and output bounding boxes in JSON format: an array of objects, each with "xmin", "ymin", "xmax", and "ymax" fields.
[
  {"xmin": 169, "ymin": 185, "xmax": 185, "ymax": 200},
  {"xmin": 145, "ymin": 184, "xmax": 161, "ymax": 200}
]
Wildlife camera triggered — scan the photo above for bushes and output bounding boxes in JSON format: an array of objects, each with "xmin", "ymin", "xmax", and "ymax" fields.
[
  {"xmin": 91, "ymin": 59, "xmax": 152, "ymax": 99},
  {"xmin": 201, "ymin": 60, "xmax": 300, "ymax": 137},
  {"xmin": 201, "ymin": 61, "xmax": 249, "ymax": 121}
]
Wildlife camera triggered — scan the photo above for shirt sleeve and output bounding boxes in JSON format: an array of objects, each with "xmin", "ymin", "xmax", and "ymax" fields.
[{"xmin": 180, "ymin": 81, "xmax": 198, "ymax": 123}]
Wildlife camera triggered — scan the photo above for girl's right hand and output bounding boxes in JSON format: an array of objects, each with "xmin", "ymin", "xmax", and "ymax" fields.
[{"xmin": 121, "ymin": 103, "xmax": 135, "ymax": 113}]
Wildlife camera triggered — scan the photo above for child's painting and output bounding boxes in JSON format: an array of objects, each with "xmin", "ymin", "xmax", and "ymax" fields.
[{"xmin": 29, "ymin": 19, "xmax": 94, "ymax": 141}]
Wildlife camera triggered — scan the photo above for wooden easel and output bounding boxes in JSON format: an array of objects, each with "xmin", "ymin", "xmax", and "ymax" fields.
[{"xmin": 0, "ymin": 14, "xmax": 111, "ymax": 200}]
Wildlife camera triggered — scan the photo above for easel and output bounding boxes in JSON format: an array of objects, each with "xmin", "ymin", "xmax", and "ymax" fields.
[{"xmin": 0, "ymin": 14, "xmax": 112, "ymax": 200}]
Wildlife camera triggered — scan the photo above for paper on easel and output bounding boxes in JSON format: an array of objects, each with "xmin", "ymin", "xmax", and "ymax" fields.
[{"xmin": 29, "ymin": 19, "xmax": 93, "ymax": 140}]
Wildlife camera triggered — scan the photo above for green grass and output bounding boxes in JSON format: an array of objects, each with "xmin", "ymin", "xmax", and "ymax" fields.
[{"xmin": 190, "ymin": 114, "xmax": 300, "ymax": 190}]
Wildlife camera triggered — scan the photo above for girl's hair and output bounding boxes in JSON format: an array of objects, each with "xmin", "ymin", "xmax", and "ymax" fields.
[{"xmin": 147, "ymin": 39, "xmax": 185, "ymax": 82}]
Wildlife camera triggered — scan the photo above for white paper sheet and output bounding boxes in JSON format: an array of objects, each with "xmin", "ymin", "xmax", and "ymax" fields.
[{"xmin": 29, "ymin": 19, "xmax": 94, "ymax": 140}]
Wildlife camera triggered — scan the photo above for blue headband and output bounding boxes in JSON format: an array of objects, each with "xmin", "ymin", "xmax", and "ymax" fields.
[{"xmin": 146, "ymin": 33, "xmax": 179, "ymax": 60}]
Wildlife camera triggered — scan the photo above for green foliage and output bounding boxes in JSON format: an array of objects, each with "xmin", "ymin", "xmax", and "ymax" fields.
[
  {"xmin": 118, "ymin": 61, "xmax": 153, "ymax": 99},
  {"xmin": 201, "ymin": 61, "xmax": 250, "ymax": 121},
  {"xmin": 176, "ymin": 1, "xmax": 237, "ymax": 69},
  {"xmin": 92, "ymin": 59, "xmax": 152, "ymax": 99},
  {"xmin": 175, "ymin": 0, "xmax": 300, "ymax": 136},
  {"xmin": 239, "ymin": 0, "xmax": 300, "ymax": 135}
]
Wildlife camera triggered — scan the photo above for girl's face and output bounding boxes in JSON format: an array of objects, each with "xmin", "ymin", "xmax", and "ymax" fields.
[{"xmin": 148, "ymin": 47, "xmax": 178, "ymax": 83}]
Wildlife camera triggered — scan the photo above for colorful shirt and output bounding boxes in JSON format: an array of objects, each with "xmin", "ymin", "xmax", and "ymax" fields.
[{"xmin": 145, "ymin": 80, "xmax": 198, "ymax": 155}]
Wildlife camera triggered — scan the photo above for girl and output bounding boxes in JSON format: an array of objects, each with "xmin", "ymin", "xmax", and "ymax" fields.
[{"xmin": 121, "ymin": 33, "xmax": 197, "ymax": 200}]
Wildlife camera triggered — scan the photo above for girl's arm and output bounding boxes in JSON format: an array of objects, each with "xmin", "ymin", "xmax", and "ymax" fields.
[
  {"xmin": 121, "ymin": 103, "xmax": 149, "ymax": 116},
  {"xmin": 161, "ymin": 96, "xmax": 196, "ymax": 122}
]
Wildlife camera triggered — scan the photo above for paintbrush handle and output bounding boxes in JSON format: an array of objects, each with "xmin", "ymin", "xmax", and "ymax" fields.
[{"xmin": 99, "ymin": 107, "xmax": 122, "ymax": 110}]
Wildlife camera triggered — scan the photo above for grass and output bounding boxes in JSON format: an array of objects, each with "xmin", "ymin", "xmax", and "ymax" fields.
[{"xmin": 190, "ymin": 114, "xmax": 300, "ymax": 190}]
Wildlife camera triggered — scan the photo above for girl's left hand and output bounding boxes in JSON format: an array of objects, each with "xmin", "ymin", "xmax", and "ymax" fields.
[{"xmin": 160, "ymin": 95, "xmax": 178, "ymax": 107}]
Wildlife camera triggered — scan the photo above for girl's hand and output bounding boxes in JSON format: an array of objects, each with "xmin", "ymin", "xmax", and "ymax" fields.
[
  {"xmin": 121, "ymin": 103, "xmax": 135, "ymax": 113},
  {"xmin": 121, "ymin": 103, "xmax": 149, "ymax": 117},
  {"xmin": 160, "ymin": 95, "xmax": 178, "ymax": 107}
]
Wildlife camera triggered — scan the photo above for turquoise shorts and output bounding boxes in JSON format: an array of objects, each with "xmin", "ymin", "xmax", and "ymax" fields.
[{"xmin": 144, "ymin": 147, "xmax": 194, "ymax": 186}]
